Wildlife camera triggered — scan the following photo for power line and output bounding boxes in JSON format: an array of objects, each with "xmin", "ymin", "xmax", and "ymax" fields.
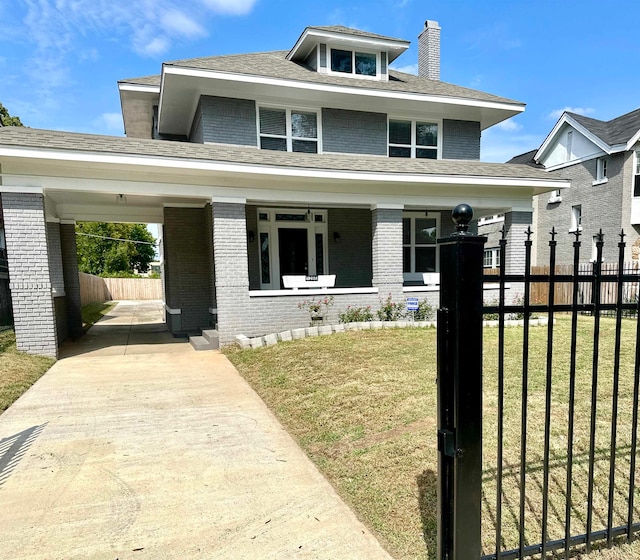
[{"xmin": 76, "ymin": 232, "xmax": 157, "ymax": 245}]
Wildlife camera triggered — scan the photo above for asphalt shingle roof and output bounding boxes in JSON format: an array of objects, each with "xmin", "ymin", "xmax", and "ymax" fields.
[
  {"xmin": 568, "ymin": 107, "xmax": 640, "ymax": 146},
  {"xmin": 304, "ymin": 25, "xmax": 409, "ymax": 44},
  {"xmin": 0, "ymin": 127, "xmax": 558, "ymax": 181},
  {"xmin": 121, "ymin": 51, "xmax": 522, "ymax": 106},
  {"xmin": 506, "ymin": 149, "xmax": 542, "ymax": 167}
]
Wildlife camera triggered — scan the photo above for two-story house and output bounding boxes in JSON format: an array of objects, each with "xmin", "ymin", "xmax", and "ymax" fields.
[
  {"xmin": 0, "ymin": 21, "xmax": 567, "ymax": 357},
  {"xmin": 518, "ymin": 107, "xmax": 640, "ymax": 265}
]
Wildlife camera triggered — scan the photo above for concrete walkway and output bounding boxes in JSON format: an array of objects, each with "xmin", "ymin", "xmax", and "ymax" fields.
[{"xmin": 0, "ymin": 301, "xmax": 393, "ymax": 559}]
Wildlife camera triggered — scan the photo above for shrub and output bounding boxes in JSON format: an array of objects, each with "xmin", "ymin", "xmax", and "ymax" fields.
[
  {"xmin": 376, "ymin": 294, "xmax": 405, "ymax": 321},
  {"xmin": 298, "ymin": 296, "xmax": 335, "ymax": 325},
  {"xmin": 413, "ymin": 299, "xmax": 435, "ymax": 321},
  {"xmin": 338, "ymin": 305, "xmax": 374, "ymax": 323}
]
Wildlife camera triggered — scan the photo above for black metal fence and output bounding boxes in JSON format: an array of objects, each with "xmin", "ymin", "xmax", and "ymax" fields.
[{"xmin": 437, "ymin": 205, "xmax": 640, "ymax": 559}]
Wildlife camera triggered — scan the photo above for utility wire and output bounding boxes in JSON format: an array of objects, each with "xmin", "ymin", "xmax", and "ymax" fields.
[{"xmin": 76, "ymin": 232, "xmax": 157, "ymax": 245}]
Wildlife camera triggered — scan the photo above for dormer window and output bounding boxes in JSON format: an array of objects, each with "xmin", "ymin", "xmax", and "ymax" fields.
[{"xmin": 330, "ymin": 49, "xmax": 377, "ymax": 77}]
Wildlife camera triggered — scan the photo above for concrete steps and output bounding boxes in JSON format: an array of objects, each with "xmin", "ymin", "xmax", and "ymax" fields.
[{"xmin": 189, "ymin": 328, "xmax": 219, "ymax": 351}]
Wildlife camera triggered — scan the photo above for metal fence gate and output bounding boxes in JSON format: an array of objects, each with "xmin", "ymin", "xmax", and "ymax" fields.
[{"xmin": 437, "ymin": 204, "xmax": 640, "ymax": 559}]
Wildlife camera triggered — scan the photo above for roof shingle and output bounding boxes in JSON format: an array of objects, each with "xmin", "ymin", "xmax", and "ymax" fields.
[{"xmin": 568, "ymin": 107, "xmax": 640, "ymax": 146}]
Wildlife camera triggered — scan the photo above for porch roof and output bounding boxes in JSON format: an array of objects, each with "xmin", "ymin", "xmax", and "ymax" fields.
[{"xmin": 0, "ymin": 127, "xmax": 562, "ymax": 183}]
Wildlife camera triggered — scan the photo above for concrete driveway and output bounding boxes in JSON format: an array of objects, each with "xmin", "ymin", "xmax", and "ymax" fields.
[{"xmin": 0, "ymin": 301, "xmax": 393, "ymax": 559}]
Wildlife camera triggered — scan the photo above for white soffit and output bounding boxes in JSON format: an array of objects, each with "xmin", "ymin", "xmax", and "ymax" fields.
[{"xmin": 157, "ymin": 67, "xmax": 524, "ymax": 136}]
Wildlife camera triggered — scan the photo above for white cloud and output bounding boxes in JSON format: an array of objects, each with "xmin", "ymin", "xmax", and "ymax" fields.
[
  {"xmin": 391, "ymin": 63, "xmax": 418, "ymax": 75},
  {"xmin": 95, "ymin": 112, "xmax": 124, "ymax": 133},
  {"xmin": 200, "ymin": 0, "xmax": 257, "ymax": 15},
  {"xmin": 161, "ymin": 9, "xmax": 206, "ymax": 38},
  {"xmin": 547, "ymin": 107, "xmax": 596, "ymax": 120},
  {"xmin": 481, "ymin": 127, "xmax": 542, "ymax": 163},
  {"xmin": 494, "ymin": 119, "xmax": 523, "ymax": 132}
]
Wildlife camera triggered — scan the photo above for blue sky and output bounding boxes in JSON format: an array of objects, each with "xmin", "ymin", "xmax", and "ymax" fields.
[{"xmin": 1, "ymin": 0, "xmax": 639, "ymax": 163}]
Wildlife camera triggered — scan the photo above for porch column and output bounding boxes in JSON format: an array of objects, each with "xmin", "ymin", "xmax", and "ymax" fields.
[
  {"xmin": 60, "ymin": 222, "xmax": 83, "ymax": 339},
  {"xmin": 212, "ymin": 198, "xmax": 249, "ymax": 345},
  {"xmin": 3, "ymin": 191, "xmax": 58, "ymax": 357},
  {"xmin": 504, "ymin": 210, "xmax": 533, "ymax": 275},
  {"xmin": 371, "ymin": 205, "xmax": 404, "ymax": 299}
]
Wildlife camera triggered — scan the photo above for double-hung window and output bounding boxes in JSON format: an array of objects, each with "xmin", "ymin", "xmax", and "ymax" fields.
[
  {"xmin": 595, "ymin": 157, "xmax": 608, "ymax": 184},
  {"xmin": 259, "ymin": 107, "xmax": 319, "ymax": 153},
  {"xmin": 571, "ymin": 204, "xmax": 582, "ymax": 232},
  {"xmin": 403, "ymin": 213, "xmax": 439, "ymax": 283},
  {"xmin": 483, "ymin": 247, "xmax": 501, "ymax": 268},
  {"xmin": 389, "ymin": 119, "xmax": 438, "ymax": 159}
]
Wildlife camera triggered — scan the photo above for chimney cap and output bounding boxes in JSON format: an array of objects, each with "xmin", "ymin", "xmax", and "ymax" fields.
[{"xmin": 424, "ymin": 20, "xmax": 441, "ymax": 29}]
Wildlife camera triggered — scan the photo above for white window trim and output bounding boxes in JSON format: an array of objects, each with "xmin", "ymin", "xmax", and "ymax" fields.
[
  {"xmin": 593, "ymin": 157, "xmax": 608, "ymax": 185},
  {"xmin": 483, "ymin": 247, "xmax": 501, "ymax": 268},
  {"xmin": 388, "ymin": 117, "xmax": 442, "ymax": 160},
  {"xmin": 326, "ymin": 45, "xmax": 381, "ymax": 80},
  {"xmin": 478, "ymin": 214, "xmax": 505, "ymax": 226},
  {"xmin": 570, "ymin": 204, "xmax": 582, "ymax": 233},
  {"xmin": 257, "ymin": 207, "xmax": 328, "ymax": 290},
  {"xmin": 634, "ymin": 150, "xmax": 640, "ymax": 198},
  {"xmin": 402, "ymin": 211, "xmax": 440, "ymax": 283},
  {"xmin": 257, "ymin": 105, "xmax": 322, "ymax": 154}
]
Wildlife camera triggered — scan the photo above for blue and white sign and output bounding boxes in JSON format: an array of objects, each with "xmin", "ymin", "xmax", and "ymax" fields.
[{"xmin": 406, "ymin": 298, "xmax": 419, "ymax": 312}]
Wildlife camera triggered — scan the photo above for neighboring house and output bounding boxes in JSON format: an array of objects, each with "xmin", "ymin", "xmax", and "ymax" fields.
[
  {"xmin": 517, "ymin": 108, "xmax": 640, "ymax": 265},
  {"xmin": 0, "ymin": 21, "xmax": 567, "ymax": 357}
]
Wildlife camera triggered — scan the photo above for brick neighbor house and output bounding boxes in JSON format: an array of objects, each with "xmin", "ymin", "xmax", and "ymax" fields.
[
  {"xmin": 0, "ymin": 21, "xmax": 567, "ymax": 357},
  {"xmin": 510, "ymin": 107, "xmax": 640, "ymax": 265}
]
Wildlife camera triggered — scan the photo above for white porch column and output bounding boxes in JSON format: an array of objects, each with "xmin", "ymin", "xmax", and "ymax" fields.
[{"xmin": 2, "ymin": 190, "xmax": 58, "ymax": 357}]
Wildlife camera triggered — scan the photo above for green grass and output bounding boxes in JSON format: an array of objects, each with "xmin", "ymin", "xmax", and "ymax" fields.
[
  {"xmin": 81, "ymin": 301, "xmax": 116, "ymax": 332},
  {"xmin": 226, "ymin": 317, "xmax": 640, "ymax": 560},
  {"xmin": 0, "ymin": 330, "xmax": 55, "ymax": 414}
]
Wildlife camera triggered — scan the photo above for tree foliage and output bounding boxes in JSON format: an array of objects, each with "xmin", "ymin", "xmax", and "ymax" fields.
[
  {"xmin": 0, "ymin": 102, "xmax": 24, "ymax": 127},
  {"xmin": 75, "ymin": 222, "xmax": 156, "ymax": 276}
]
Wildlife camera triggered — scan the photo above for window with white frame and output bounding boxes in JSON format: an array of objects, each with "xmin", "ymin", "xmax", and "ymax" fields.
[
  {"xmin": 258, "ymin": 107, "xmax": 319, "ymax": 153},
  {"xmin": 389, "ymin": 120, "xmax": 439, "ymax": 159},
  {"xmin": 256, "ymin": 208, "xmax": 328, "ymax": 289},
  {"xmin": 330, "ymin": 48, "xmax": 378, "ymax": 77},
  {"xmin": 595, "ymin": 157, "xmax": 608, "ymax": 183},
  {"xmin": 403, "ymin": 213, "xmax": 439, "ymax": 283},
  {"xmin": 571, "ymin": 204, "xmax": 582, "ymax": 231},
  {"xmin": 591, "ymin": 235, "xmax": 599, "ymax": 262},
  {"xmin": 483, "ymin": 247, "xmax": 500, "ymax": 268}
]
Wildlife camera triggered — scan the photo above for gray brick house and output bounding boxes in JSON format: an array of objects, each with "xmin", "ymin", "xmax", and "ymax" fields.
[
  {"xmin": 514, "ymin": 108, "xmax": 640, "ymax": 265},
  {"xmin": 0, "ymin": 21, "xmax": 567, "ymax": 357}
]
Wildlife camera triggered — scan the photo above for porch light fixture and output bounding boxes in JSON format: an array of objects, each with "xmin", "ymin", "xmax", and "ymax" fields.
[
  {"xmin": 333, "ymin": 231, "xmax": 341, "ymax": 243},
  {"xmin": 248, "ymin": 230, "xmax": 255, "ymax": 242}
]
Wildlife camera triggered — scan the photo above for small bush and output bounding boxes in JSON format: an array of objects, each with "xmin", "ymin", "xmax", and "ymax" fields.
[
  {"xmin": 412, "ymin": 299, "xmax": 435, "ymax": 321},
  {"xmin": 339, "ymin": 305, "xmax": 374, "ymax": 323},
  {"xmin": 376, "ymin": 294, "xmax": 405, "ymax": 321}
]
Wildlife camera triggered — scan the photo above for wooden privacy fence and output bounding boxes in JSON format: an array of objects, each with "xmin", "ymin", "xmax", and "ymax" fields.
[
  {"xmin": 531, "ymin": 262, "xmax": 640, "ymax": 307},
  {"xmin": 79, "ymin": 272, "xmax": 162, "ymax": 305}
]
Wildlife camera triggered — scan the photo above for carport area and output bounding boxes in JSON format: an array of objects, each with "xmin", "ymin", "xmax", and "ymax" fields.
[{"xmin": 0, "ymin": 302, "xmax": 391, "ymax": 559}]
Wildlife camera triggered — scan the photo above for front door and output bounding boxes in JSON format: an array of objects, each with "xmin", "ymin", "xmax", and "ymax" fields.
[{"xmin": 278, "ymin": 228, "xmax": 308, "ymax": 287}]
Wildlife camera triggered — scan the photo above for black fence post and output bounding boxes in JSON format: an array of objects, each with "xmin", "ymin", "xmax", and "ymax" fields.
[{"xmin": 437, "ymin": 204, "xmax": 487, "ymax": 560}]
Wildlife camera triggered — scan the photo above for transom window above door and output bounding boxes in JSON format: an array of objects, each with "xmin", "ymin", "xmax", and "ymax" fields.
[
  {"xmin": 389, "ymin": 119, "xmax": 439, "ymax": 159},
  {"xmin": 259, "ymin": 107, "xmax": 319, "ymax": 153}
]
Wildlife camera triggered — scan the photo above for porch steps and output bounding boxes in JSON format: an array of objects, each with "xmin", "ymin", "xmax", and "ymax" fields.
[{"xmin": 189, "ymin": 329, "xmax": 219, "ymax": 351}]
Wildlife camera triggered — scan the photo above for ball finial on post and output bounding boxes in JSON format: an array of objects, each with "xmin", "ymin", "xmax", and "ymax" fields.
[{"xmin": 452, "ymin": 204, "xmax": 473, "ymax": 233}]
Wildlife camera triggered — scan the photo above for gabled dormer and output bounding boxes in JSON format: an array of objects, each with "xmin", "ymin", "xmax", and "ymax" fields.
[{"xmin": 286, "ymin": 25, "xmax": 410, "ymax": 82}]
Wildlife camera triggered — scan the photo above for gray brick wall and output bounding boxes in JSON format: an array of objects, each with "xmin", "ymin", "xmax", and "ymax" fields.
[
  {"xmin": 328, "ymin": 208, "xmax": 372, "ymax": 287},
  {"xmin": 442, "ymin": 119, "xmax": 481, "ymax": 160},
  {"xmin": 212, "ymin": 202, "xmax": 250, "ymax": 344},
  {"xmin": 3, "ymin": 192, "xmax": 57, "ymax": 357},
  {"xmin": 47, "ymin": 222, "xmax": 65, "ymax": 294},
  {"xmin": 322, "ymin": 108, "xmax": 387, "ymax": 155},
  {"xmin": 163, "ymin": 207, "xmax": 212, "ymax": 332},
  {"xmin": 195, "ymin": 96, "xmax": 257, "ymax": 146},
  {"xmin": 372, "ymin": 208, "xmax": 404, "ymax": 300},
  {"xmin": 504, "ymin": 211, "xmax": 533, "ymax": 275},
  {"xmin": 535, "ymin": 154, "xmax": 627, "ymax": 265},
  {"xmin": 60, "ymin": 223, "xmax": 83, "ymax": 339}
]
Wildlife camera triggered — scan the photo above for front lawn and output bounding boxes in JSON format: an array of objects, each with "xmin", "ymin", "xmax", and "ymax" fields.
[
  {"xmin": 226, "ymin": 317, "xmax": 640, "ymax": 559},
  {"xmin": 0, "ymin": 330, "xmax": 55, "ymax": 414}
]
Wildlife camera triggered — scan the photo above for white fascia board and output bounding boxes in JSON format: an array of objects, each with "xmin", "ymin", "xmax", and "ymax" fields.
[
  {"xmin": 0, "ymin": 146, "xmax": 568, "ymax": 191},
  {"xmin": 118, "ymin": 83, "xmax": 160, "ymax": 94},
  {"xmin": 0, "ymin": 185, "xmax": 43, "ymax": 194},
  {"xmin": 626, "ymin": 129, "xmax": 640, "ymax": 151},
  {"xmin": 535, "ymin": 113, "xmax": 611, "ymax": 164},
  {"xmin": 160, "ymin": 65, "xmax": 525, "ymax": 115}
]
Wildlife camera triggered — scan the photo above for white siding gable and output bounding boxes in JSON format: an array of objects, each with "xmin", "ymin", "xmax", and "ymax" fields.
[{"xmin": 541, "ymin": 124, "xmax": 604, "ymax": 168}]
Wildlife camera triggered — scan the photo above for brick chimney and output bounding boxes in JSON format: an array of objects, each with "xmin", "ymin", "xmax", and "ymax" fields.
[{"xmin": 418, "ymin": 20, "xmax": 440, "ymax": 80}]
